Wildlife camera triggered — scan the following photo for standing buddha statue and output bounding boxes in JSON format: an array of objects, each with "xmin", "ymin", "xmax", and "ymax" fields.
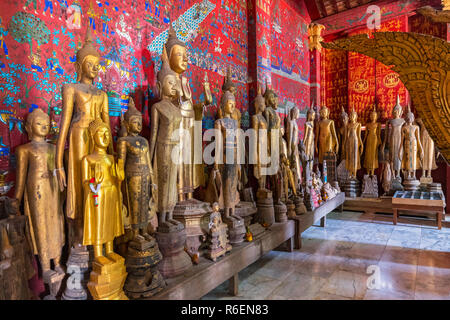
[
  {"xmin": 315, "ymin": 105, "xmax": 339, "ymax": 164},
  {"xmin": 363, "ymin": 106, "xmax": 381, "ymax": 176},
  {"xmin": 214, "ymin": 91, "xmax": 245, "ymax": 244},
  {"xmin": 14, "ymin": 108, "xmax": 65, "ymax": 281},
  {"xmin": 81, "ymin": 119, "xmax": 127, "ymax": 300},
  {"xmin": 400, "ymin": 105, "xmax": 423, "ymax": 185},
  {"xmin": 286, "ymin": 106, "xmax": 301, "ymax": 188},
  {"xmin": 338, "ymin": 106, "xmax": 348, "ymax": 163},
  {"xmin": 345, "ymin": 108, "xmax": 363, "ymax": 179},
  {"xmin": 251, "ymin": 87, "xmax": 268, "ymax": 190},
  {"xmin": 303, "ymin": 104, "xmax": 315, "ymax": 172},
  {"xmin": 417, "ymin": 117, "xmax": 438, "ymax": 183},
  {"xmin": 383, "ymin": 95, "xmax": 405, "ymax": 180},
  {"xmin": 55, "ymin": 28, "xmax": 112, "ymax": 247},
  {"xmin": 164, "ymin": 25, "xmax": 211, "ymax": 201},
  {"xmin": 218, "ymin": 66, "xmax": 241, "ymax": 126}
]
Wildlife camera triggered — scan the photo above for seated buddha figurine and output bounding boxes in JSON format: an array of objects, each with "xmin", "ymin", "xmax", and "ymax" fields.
[{"xmin": 81, "ymin": 119, "xmax": 125, "ymax": 266}]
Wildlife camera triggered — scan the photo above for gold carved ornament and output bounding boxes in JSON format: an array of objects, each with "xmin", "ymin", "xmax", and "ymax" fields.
[{"xmin": 321, "ymin": 32, "xmax": 450, "ymax": 163}]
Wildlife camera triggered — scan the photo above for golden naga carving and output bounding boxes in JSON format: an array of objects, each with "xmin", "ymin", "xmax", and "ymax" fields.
[
  {"xmin": 321, "ymin": 32, "xmax": 450, "ymax": 163},
  {"xmin": 417, "ymin": 0, "xmax": 450, "ymax": 23},
  {"xmin": 308, "ymin": 23, "xmax": 325, "ymax": 52}
]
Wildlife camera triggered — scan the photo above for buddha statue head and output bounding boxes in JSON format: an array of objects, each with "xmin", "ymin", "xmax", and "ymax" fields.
[
  {"xmin": 157, "ymin": 47, "xmax": 179, "ymax": 100},
  {"xmin": 75, "ymin": 28, "xmax": 101, "ymax": 82},
  {"xmin": 307, "ymin": 102, "xmax": 316, "ymax": 122},
  {"xmin": 124, "ymin": 99, "xmax": 142, "ymax": 135},
  {"xmin": 290, "ymin": 106, "xmax": 299, "ymax": 121},
  {"xmin": 340, "ymin": 106, "xmax": 348, "ymax": 126},
  {"xmin": 349, "ymin": 107, "xmax": 358, "ymax": 123},
  {"xmin": 164, "ymin": 25, "xmax": 188, "ymax": 74},
  {"xmin": 392, "ymin": 95, "xmax": 403, "ymax": 119},
  {"xmin": 405, "ymin": 104, "xmax": 414, "ymax": 124},
  {"xmin": 370, "ymin": 105, "xmax": 378, "ymax": 123},
  {"xmin": 254, "ymin": 86, "xmax": 266, "ymax": 114},
  {"xmin": 89, "ymin": 119, "xmax": 110, "ymax": 149},
  {"xmin": 319, "ymin": 105, "xmax": 330, "ymax": 119},
  {"xmin": 220, "ymin": 90, "xmax": 236, "ymax": 117},
  {"xmin": 25, "ymin": 108, "xmax": 50, "ymax": 141},
  {"xmin": 222, "ymin": 66, "xmax": 237, "ymax": 96},
  {"xmin": 263, "ymin": 80, "xmax": 278, "ymax": 110}
]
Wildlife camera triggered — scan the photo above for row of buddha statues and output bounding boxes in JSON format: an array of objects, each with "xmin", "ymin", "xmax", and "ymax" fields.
[
  {"xmin": 304, "ymin": 95, "xmax": 440, "ymax": 199},
  {"xmin": 1, "ymin": 26, "xmax": 330, "ymax": 300}
]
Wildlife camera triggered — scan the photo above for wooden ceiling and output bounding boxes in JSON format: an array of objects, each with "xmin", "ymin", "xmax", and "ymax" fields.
[{"xmin": 305, "ymin": 0, "xmax": 377, "ymax": 21}]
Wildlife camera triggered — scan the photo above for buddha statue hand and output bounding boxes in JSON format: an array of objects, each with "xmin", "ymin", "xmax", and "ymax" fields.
[
  {"xmin": 54, "ymin": 167, "xmax": 66, "ymax": 192},
  {"xmin": 8, "ymin": 198, "xmax": 20, "ymax": 216},
  {"xmin": 116, "ymin": 160, "xmax": 125, "ymax": 182}
]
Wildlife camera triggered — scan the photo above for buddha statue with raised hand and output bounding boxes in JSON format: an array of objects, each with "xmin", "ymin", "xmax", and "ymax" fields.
[
  {"xmin": 81, "ymin": 119, "xmax": 124, "ymax": 266},
  {"xmin": 117, "ymin": 99, "xmax": 154, "ymax": 240},
  {"xmin": 14, "ymin": 108, "xmax": 65, "ymax": 279},
  {"xmin": 149, "ymin": 47, "xmax": 184, "ymax": 233},
  {"xmin": 400, "ymin": 105, "xmax": 423, "ymax": 181},
  {"xmin": 315, "ymin": 105, "xmax": 339, "ymax": 164},
  {"xmin": 55, "ymin": 28, "xmax": 112, "ymax": 247}
]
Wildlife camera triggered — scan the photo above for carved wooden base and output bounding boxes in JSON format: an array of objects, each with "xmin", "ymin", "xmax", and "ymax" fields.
[
  {"xmin": 293, "ymin": 195, "xmax": 307, "ymax": 215},
  {"xmin": 62, "ymin": 246, "xmax": 90, "ymax": 300},
  {"xmin": 403, "ymin": 178, "xmax": 420, "ymax": 191},
  {"xmin": 124, "ymin": 236, "xmax": 166, "ymax": 299},
  {"xmin": 343, "ymin": 179, "xmax": 360, "ymax": 198},
  {"xmin": 255, "ymin": 189, "xmax": 275, "ymax": 227},
  {"xmin": 43, "ymin": 269, "xmax": 65, "ymax": 300},
  {"xmin": 235, "ymin": 201, "xmax": 258, "ymax": 227},
  {"xmin": 87, "ymin": 253, "xmax": 128, "ymax": 300},
  {"xmin": 173, "ymin": 199, "xmax": 211, "ymax": 259},
  {"xmin": 223, "ymin": 216, "xmax": 246, "ymax": 244},
  {"xmin": 361, "ymin": 175, "xmax": 379, "ymax": 198},
  {"xmin": 155, "ymin": 229, "xmax": 192, "ymax": 279},
  {"xmin": 274, "ymin": 202, "xmax": 287, "ymax": 223},
  {"xmin": 388, "ymin": 177, "xmax": 404, "ymax": 196},
  {"xmin": 286, "ymin": 200, "xmax": 296, "ymax": 218}
]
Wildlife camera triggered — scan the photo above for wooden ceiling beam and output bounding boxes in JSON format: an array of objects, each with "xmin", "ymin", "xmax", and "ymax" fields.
[{"xmin": 316, "ymin": 0, "xmax": 328, "ymax": 18}]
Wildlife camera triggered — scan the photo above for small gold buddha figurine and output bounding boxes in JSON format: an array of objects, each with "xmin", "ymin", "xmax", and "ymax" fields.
[
  {"xmin": 383, "ymin": 95, "xmax": 405, "ymax": 180},
  {"xmin": 251, "ymin": 87, "xmax": 268, "ymax": 190},
  {"xmin": 214, "ymin": 90, "xmax": 245, "ymax": 243},
  {"xmin": 116, "ymin": 99, "xmax": 153, "ymax": 239},
  {"xmin": 345, "ymin": 108, "xmax": 363, "ymax": 179},
  {"xmin": 149, "ymin": 47, "xmax": 184, "ymax": 233},
  {"xmin": 315, "ymin": 105, "xmax": 339, "ymax": 164},
  {"xmin": 55, "ymin": 28, "xmax": 112, "ymax": 247},
  {"xmin": 81, "ymin": 119, "xmax": 124, "ymax": 265},
  {"xmin": 400, "ymin": 105, "xmax": 423, "ymax": 180},
  {"xmin": 286, "ymin": 107, "xmax": 301, "ymax": 188},
  {"xmin": 338, "ymin": 106, "xmax": 349, "ymax": 163},
  {"xmin": 363, "ymin": 106, "xmax": 381, "ymax": 176},
  {"xmin": 206, "ymin": 202, "xmax": 232, "ymax": 262},
  {"xmin": 165, "ymin": 25, "xmax": 211, "ymax": 201},
  {"xmin": 14, "ymin": 108, "xmax": 65, "ymax": 278},
  {"xmin": 303, "ymin": 103, "xmax": 315, "ymax": 172},
  {"xmin": 417, "ymin": 117, "xmax": 438, "ymax": 180}
]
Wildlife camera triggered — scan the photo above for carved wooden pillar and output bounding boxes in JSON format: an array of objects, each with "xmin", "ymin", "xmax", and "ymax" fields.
[{"xmin": 308, "ymin": 23, "xmax": 325, "ymax": 106}]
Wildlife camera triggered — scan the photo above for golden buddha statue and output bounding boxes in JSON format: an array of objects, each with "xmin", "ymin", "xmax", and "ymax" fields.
[
  {"xmin": 55, "ymin": 28, "xmax": 112, "ymax": 246},
  {"xmin": 217, "ymin": 66, "xmax": 241, "ymax": 126},
  {"xmin": 285, "ymin": 107, "xmax": 301, "ymax": 187},
  {"xmin": 417, "ymin": 117, "xmax": 438, "ymax": 180},
  {"xmin": 81, "ymin": 119, "xmax": 124, "ymax": 265},
  {"xmin": 214, "ymin": 90, "xmax": 245, "ymax": 243},
  {"xmin": 14, "ymin": 108, "xmax": 65, "ymax": 277},
  {"xmin": 315, "ymin": 105, "xmax": 339, "ymax": 164},
  {"xmin": 338, "ymin": 106, "xmax": 348, "ymax": 162},
  {"xmin": 363, "ymin": 106, "xmax": 381, "ymax": 176},
  {"xmin": 303, "ymin": 104, "xmax": 315, "ymax": 172},
  {"xmin": 117, "ymin": 100, "xmax": 153, "ymax": 239},
  {"xmin": 383, "ymin": 95, "xmax": 405, "ymax": 179},
  {"xmin": 251, "ymin": 87, "xmax": 268, "ymax": 190},
  {"xmin": 400, "ymin": 105, "xmax": 423, "ymax": 180},
  {"xmin": 149, "ymin": 48, "xmax": 184, "ymax": 233},
  {"xmin": 345, "ymin": 108, "xmax": 363, "ymax": 179},
  {"xmin": 164, "ymin": 26, "xmax": 211, "ymax": 201}
]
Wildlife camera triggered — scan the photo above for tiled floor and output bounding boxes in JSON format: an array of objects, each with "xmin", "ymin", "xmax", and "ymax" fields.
[{"xmin": 201, "ymin": 211, "xmax": 450, "ymax": 300}]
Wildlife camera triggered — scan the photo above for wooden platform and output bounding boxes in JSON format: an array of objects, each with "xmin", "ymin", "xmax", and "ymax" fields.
[
  {"xmin": 343, "ymin": 196, "xmax": 393, "ymax": 214},
  {"xmin": 289, "ymin": 192, "xmax": 345, "ymax": 249},
  {"xmin": 148, "ymin": 220, "xmax": 294, "ymax": 300}
]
